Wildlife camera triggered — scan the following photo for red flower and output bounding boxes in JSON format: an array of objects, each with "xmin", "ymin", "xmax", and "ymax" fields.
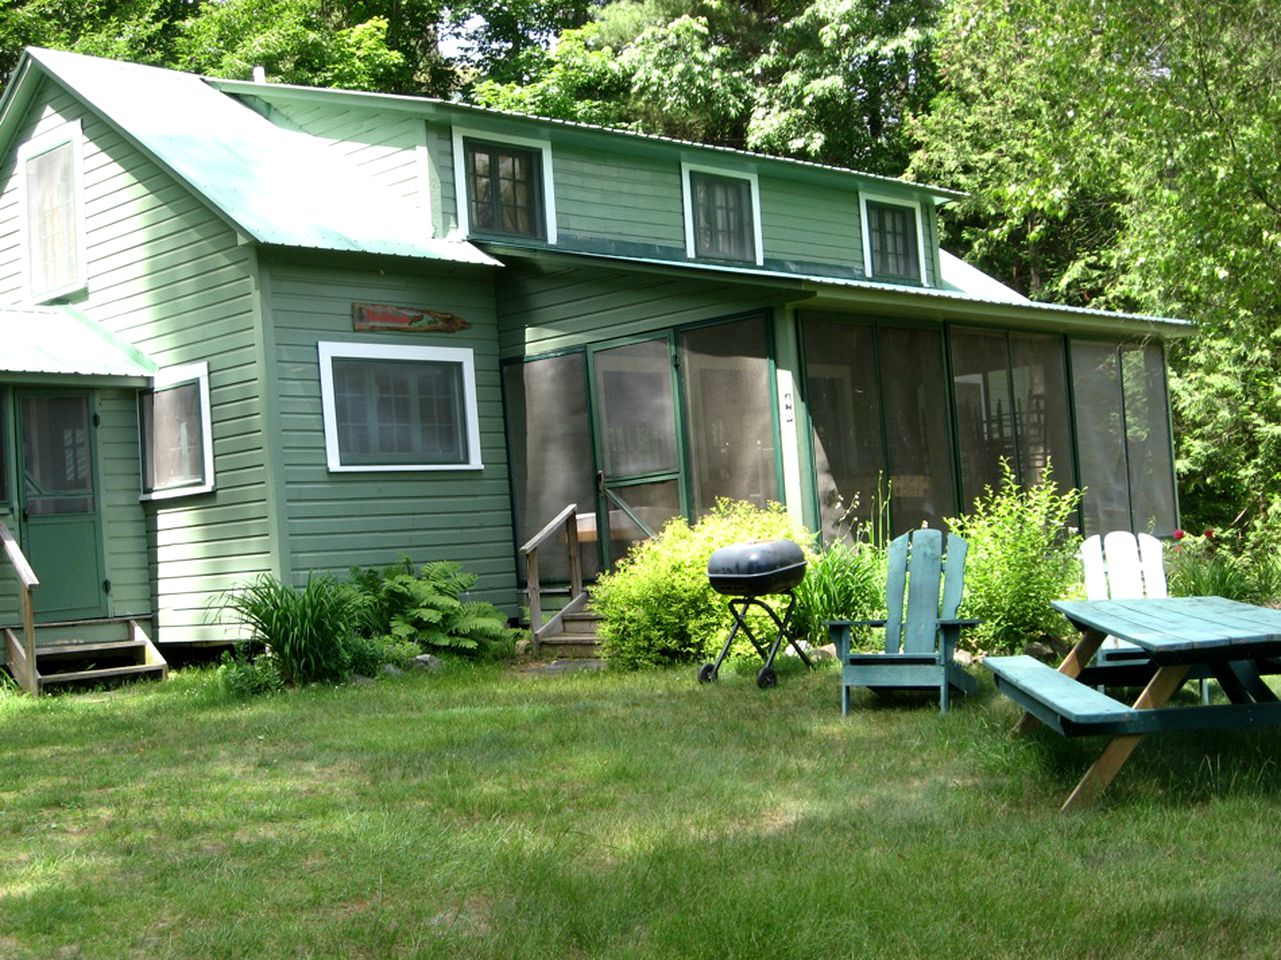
[
  {"xmin": 1173, "ymin": 529, "xmax": 1185, "ymax": 540},
  {"xmin": 1204, "ymin": 528, "xmax": 1215, "ymax": 539}
]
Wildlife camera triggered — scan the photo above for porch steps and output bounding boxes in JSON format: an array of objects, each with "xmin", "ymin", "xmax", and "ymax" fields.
[
  {"xmin": 4, "ymin": 618, "xmax": 167, "ymax": 695},
  {"xmin": 535, "ymin": 609, "xmax": 602, "ymax": 659}
]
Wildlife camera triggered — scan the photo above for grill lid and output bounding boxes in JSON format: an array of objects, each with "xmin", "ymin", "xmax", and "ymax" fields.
[{"xmin": 707, "ymin": 539, "xmax": 807, "ymax": 596}]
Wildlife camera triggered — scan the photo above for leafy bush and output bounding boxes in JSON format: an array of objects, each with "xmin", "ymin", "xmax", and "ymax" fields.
[
  {"xmin": 348, "ymin": 558, "xmax": 515, "ymax": 660},
  {"xmin": 216, "ymin": 648, "xmax": 284, "ymax": 697},
  {"xmin": 223, "ymin": 574, "xmax": 364, "ymax": 685},
  {"xmin": 592, "ymin": 499, "xmax": 814, "ymax": 669},
  {"xmin": 791, "ymin": 538, "xmax": 886, "ymax": 648},
  {"xmin": 1168, "ymin": 530, "xmax": 1281, "ymax": 605},
  {"xmin": 346, "ymin": 633, "xmax": 424, "ymax": 677},
  {"xmin": 945, "ymin": 460, "xmax": 1082, "ymax": 654}
]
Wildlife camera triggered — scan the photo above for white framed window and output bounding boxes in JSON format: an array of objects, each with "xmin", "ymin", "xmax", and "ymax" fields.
[
  {"xmin": 318, "ymin": 341, "xmax": 483, "ymax": 472},
  {"xmin": 859, "ymin": 192, "xmax": 928, "ymax": 285},
  {"xmin": 451, "ymin": 127, "xmax": 557, "ymax": 244},
  {"xmin": 18, "ymin": 120, "xmax": 87, "ymax": 303},
  {"xmin": 681, "ymin": 163, "xmax": 763, "ymax": 266},
  {"xmin": 139, "ymin": 362, "xmax": 215, "ymax": 500}
]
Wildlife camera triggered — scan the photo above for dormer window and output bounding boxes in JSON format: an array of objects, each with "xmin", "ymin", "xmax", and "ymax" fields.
[
  {"xmin": 681, "ymin": 164, "xmax": 763, "ymax": 265},
  {"xmin": 860, "ymin": 195, "xmax": 927, "ymax": 285},
  {"xmin": 451, "ymin": 128, "xmax": 557, "ymax": 243},
  {"xmin": 19, "ymin": 121, "xmax": 86, "ymax": 302}
]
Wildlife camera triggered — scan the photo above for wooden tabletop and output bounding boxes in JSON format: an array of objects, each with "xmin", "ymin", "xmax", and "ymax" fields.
[{"xmin": 1053, "ymin": 597, "xmax": 1281, "ymax": 658}]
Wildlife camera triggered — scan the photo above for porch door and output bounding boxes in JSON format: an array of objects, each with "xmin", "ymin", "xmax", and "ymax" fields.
[
  {"xmin": 589, "ymin": 337, "xmax": 686, "ymax": 566},
  {"xmin": 17, "ymin": 391, "xmax": 106, "ymax": 621}
]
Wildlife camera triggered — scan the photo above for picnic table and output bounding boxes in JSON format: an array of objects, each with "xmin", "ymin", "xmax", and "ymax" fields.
[{"xmin": 985, "ymin": 597, "xmax": 1281, "ymax": 812}]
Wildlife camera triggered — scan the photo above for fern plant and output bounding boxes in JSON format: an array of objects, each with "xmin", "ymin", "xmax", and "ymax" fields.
[{"xmin": 349, "ymin": 557, "xmax": 514, "ymax": 659}]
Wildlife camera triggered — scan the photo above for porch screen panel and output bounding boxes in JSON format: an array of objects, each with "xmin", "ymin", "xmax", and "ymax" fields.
[
  {"xmin": 680, "ymin": 319, "xmax": 776, "ymax": 515},
  {"xmin": 0, "ymin": 393, "xmax": 6, "ymax": 504},
  {"xmin": 803, "ymin": 318, "xmax": 884, "ymax": 541},
  {"xmin": 1122, "ymin": 344, "xmax": 1176, "ymax": 536},
  {"xmin": 1071, "ymin": 341, "xmax": 1130, "ymax": 534},
  {"xmin": 502, "ymin": 354, "xmax": 599, "ymax": 583},
  {"xmin": 593, "ymin": 340, "xmax": 678, "ymax": 478},
  {"xmin": 950, "ymin": 328, "xmax": 1015, "ymax": 510},
  {"xmin": 878, "ymin": 326, "xmax": 955, "ymax": 533},
  {"xmin": 1010, "ymin": 333, "xmax": 1074, "ymax": 490}
]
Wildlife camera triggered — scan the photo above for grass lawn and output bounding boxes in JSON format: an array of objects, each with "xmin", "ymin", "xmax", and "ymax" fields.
[{"xmin": 3, "ymin": 659, "xmax": 1281, "ymax": 959}]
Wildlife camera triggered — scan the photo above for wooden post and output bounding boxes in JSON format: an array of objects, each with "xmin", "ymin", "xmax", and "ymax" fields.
[
  {"xmin": 21, "ymin": 586, "xmax": 36, "ymax": 693},
  {"xmin": 566, "ymin": 510, "xmax": 583, "ymax": 601},
  {"xmin": 526, "ymin": 548, "xmax": 541, "ymax": 655}
]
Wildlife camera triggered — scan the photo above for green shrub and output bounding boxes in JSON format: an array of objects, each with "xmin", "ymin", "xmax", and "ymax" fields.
[
  {"xmin": 348, "ymin": 558, "xmax": 515, "ymax": 660},
  {"xmin": 216, "ymin": 648, "xmax": 284, "ymax": 697},
  {"xmin": 791, "ymin": 538, "xmax": 886, "ymax": 648},
  {"xmin": 592, "ymin": 499, "xmax": 814, "ymax": 669},
  {"xmin": 223, "ymin": 574, "xmax": 363, "ymax": 685},
  {"xmin": 945, "ymin": 460, "xmax": 1082, "ymax": 654},
  {"xmin": 1168, "ymin": 529, "xmax": 1281, "ymax": 604},
  {"xmin": 346, "ymin": 633, "xmax": 424, "ymax": 676}
]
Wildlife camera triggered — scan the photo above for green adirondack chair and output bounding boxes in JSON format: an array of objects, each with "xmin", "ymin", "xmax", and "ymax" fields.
[{"xmin": 828, "ymin": 528, "xmax": 979, "ymax": 714}]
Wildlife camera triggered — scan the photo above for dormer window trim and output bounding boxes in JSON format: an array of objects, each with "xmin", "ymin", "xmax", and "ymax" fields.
[
  {"xmin": 859, "ymin": 192, "xmax": 929, "ymax": 286},
  {"xmin": 451, "ymin": 126, "xmax": 557, "ymax": 244},
  {"xmin": 680, "ymin": 162, "xmax": 764, "ymax": 267},
  {"xmin": 18, "ymin": 119, "xmax": 88, "ymax": 304}
]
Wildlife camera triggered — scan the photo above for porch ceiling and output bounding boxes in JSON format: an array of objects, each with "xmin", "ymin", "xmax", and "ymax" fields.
[{"xmin": 0, "ymin": 306, "xmax": 157, "ymax": 381}]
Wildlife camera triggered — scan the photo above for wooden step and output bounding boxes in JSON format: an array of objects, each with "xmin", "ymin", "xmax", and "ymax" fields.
[
  {"xmin": 560, "ymin": 612, "xmax": 602, "ymax": 636},
  {"xmin": 537, "ymin": 635, "xmax": 601, "ymax": 659},
  {"xmin": 37, "ymin": 639, "xmax": 146, "ymax": 660},
  {"xmin": 38, "ymin": 662, "xmax": 167, "ymax": 687}
]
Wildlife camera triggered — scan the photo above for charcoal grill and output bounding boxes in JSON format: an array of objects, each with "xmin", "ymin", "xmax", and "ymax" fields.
[{"xmin": 699, "ymin": 539, "xmax": 812, "ymax": 689}]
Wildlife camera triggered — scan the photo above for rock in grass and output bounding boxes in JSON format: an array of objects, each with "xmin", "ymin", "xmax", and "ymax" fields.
[
  {"xmin": 381, "ymin": 663, "xmax": 405, "ymax": 677},
  {"xmin": 411, "ymin": 654, "xmax": 444, "ymax": 673},
  {"xmin": 1024, "ymin": 640, "xmax": 1057, "ymax": 663}
]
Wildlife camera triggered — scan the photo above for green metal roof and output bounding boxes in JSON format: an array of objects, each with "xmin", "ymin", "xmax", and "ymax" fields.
[
  {"xmin": 17, "ymin": 48, "xmax": 500, "ymax": 268},
  {"xmin": 0, "ymin": 306, "xmax": 157, "ymax": 380}
]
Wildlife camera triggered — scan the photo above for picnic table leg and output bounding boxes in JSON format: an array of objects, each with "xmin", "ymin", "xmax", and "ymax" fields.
[
  {"xmin": 1014, "ymin": 628, "xmax": 1107, "ymax": 735},
  {"xmin": 1059, "ymin": 663, "xmax": 1191, "ymax": 814}
]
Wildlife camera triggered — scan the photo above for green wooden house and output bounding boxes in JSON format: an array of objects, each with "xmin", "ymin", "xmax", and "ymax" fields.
[{"xmin": 0, "ymin": 48, "xmax": 1187, "ymax": 688}]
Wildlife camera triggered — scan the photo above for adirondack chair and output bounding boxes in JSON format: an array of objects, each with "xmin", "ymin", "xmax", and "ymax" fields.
[
  {"xmin": 828, "ymin": 528, "xmax": 979, "ymax": 714},
  {"xmin": 1080, "ymin": 531, "xmax": 1210, "ymax": 702}
]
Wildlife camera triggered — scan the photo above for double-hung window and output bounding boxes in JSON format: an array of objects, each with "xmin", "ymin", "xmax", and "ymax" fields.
[
  {"xmin": 861, "ymin": 195, "xmax": 926, "ymax": 284},
  {"xmin": 139, "ymin": 362, "xmax": 215, "ymax": 500},
  {"xmin": 682, "ymin": 165, "xmax": 763, "ymax": 265},
  {"xmin": 318, "ymin": 342, "xmax": 483, "ymax": 472},
  {"xmin": 20, "ymin": 121, "xmax": 86, "ymax": 302},
  {"xmin": 453, "ymin": 130, "xmax": 555, "ymax": 242}
]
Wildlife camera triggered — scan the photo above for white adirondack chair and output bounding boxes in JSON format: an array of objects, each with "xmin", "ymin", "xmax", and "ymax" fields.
[{"xmin": 1079, "ymin": 531, "xmax": 1209, "ymax": 701}]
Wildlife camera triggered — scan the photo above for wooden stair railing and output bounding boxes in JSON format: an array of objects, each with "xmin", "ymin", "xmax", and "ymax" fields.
[
  {"xmin": 520, "ymin": 503, "xmax": 588, "ymax": 655},
  {"xmin": 0, "ymin": 520, "xmax": 39, "ymax": 695}
]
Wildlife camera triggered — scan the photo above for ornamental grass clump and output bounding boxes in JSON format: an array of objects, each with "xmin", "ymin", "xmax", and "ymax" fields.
[
  {"xmin": 945, "ymin": 459, "xmax": 1082, "ymax": 654},
  {"xmin": 593, "ymin": 499, "xmax": 832, "ymax": 669}
]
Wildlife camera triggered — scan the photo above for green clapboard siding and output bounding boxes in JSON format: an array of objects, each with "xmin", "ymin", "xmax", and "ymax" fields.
[
  {"xmin": 263, "ymin": 255, "xmax": 518, "ymax": 611},
  {"xmin": 759, "ymin": 174, "xmax": 861, "ymax": 275},
  {"xmin": 553, "ymin": 145, "xmax": 684, "ymax": 250},
  {"xmin": 496, "ymin": 261, "xmax": 798, "ymax": 357},
  {"xmin": 0, "ymin": 77, "xmax": 277, "ymax": 644}
]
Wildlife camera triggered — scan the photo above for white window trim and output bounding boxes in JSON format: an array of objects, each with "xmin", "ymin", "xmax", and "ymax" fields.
[
  {"xmin": 138, "ymin": 361, "xmax": 215, "ymax": 501},
  {"xmin": 451, "ymin": 126, "xmax": 557, "ymax": 244},
  {"xmin": 318, "ymin": 341, "xmax": 484, "ymax": 473},
  {"xmin": 17, "ymin": 119, "xmax": 88, "ymax": 304},
  {"xmin": 859, "ymin": 192, "xmax": 929, "ymax": 286},
  {"xmin": 681, "ymin": 162, "xmax": 764, "ymax": 266}
]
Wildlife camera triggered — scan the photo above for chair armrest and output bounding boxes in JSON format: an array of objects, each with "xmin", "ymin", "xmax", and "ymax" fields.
[
  {"xmin": 937, "ymin": 619, "xmax": 980, "ymax": 663},
  {"xmin": 827, "ymin": 620, "xmax": 887, "ymax": 661},
  {"xmin": 939, "ymin": 619, "xmax": 981, "ymax": 629}
]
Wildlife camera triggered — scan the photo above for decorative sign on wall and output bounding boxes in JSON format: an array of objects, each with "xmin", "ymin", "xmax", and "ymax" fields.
[{"xmin": 351, "ymin": 303, "xmax": 471, "ymax": 334}]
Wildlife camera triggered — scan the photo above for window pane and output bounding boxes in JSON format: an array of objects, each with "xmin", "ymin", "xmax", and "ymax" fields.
[
  {"xmin": 681, "ymin": 318, "xmax": 776, "ymax": 514},
  {"xmin": 691, "ymin": 172, "xmax": 754, "ymax": 262},
  {"xmin": 1123, "ymin": 343, "xmax": 1176, "ymax": 536},
  {"xmin": 26, "ymin": 142, "xmax": 79, "ymax": 296},
  {"xmin": 878, "ymin": 326, "xmax": 954, "ymax": 533},
  {"xmin": 21, "ymin": 395, "xmax": 92, "ymax": 515},
  {"xmin": 951, "ymin": 328, "xmax": 1015, "ymax": 510},
  {"xmin": 142, "ymin": 380, "xmax": 205, "ymax": 492},
  {"xmin": 868, "ymin": 201, "xmax": 919, "ymax": 281},
  {"xmin": 332, "ymin": 357, "xmax": 468, "ymax": 465},
  {"xmin": 466, "ymin": 140, "xmax": 543, "ymax": 239},
  {"xmin": 803, "ymin": 318, "xmax": 885, "ymax": 541},
  {"xmin": 503, "ymin": 354, "xmax": 599, "ymax": 584},
  {"xmin": 1071, "ymin": 341, "xmax": 1131, "ymax": 535}
]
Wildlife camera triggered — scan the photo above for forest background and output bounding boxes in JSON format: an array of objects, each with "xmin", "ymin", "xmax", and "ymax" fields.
[{"xmin": 3, "ymin": 0, "xmax": 1278, "ymax": 544}]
